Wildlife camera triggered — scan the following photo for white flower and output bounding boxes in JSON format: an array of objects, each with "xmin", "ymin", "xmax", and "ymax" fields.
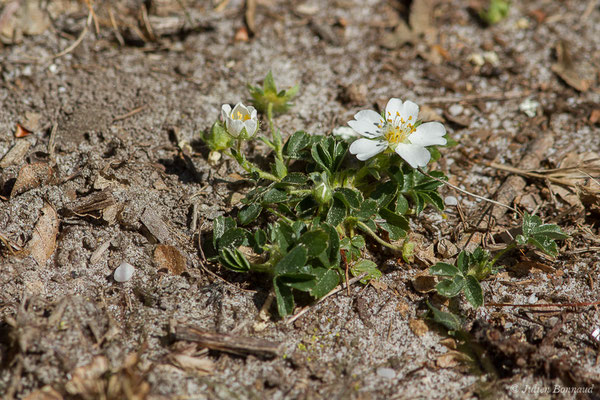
[
  {"xmin": 348, "ymin": 98, "xmax": 447, "ymax": 168},
  {"xmin": 221, "ymin": 102, "xmax": 259, "ymax": 139}
]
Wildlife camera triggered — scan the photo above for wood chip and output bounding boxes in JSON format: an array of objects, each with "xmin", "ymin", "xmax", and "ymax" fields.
[
  {"xmin": 551, "ymin": 40, "xmax": 594, "ymax": 92},
  {"xmin": 69, "ymin": 189, "xmax": 117, "ymax": 217},
  {"xmin": 490, "ymin": 135, "xmax": 554, "ymax": 221},
  {"xmin": 140, "ymin": 207, "xmax": 173, "ymax": 244},
  {"xmin": 175, "ymin": 324, "xmax": 282, "ymax": 358},
  {"xmin": 0, "ymin": 139, "xmax": 31, "ymax": 167},
  {"xmin": 26, "ymin": 202, "xmax": 59, "ymax": 265}
]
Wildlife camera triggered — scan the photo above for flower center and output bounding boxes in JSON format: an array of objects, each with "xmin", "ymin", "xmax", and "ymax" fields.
[
  {"xmin": 382, "ymin": 111, "xmax": 415, "ymax": 145},
  {"xmin": 233, "ymin": 111, "xmax": 251, "ymax": 121}
]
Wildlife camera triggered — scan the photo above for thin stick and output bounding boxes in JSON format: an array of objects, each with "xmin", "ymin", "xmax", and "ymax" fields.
[
  {"xmin": 51, "ymin": 13, "xmax": 92, "ymax": 60},
  {"xmin": 286, "ymin": 273, "xmax": 367, "ymax": 325},
  {"xmin": 418, "ymin": 168, "xmax": 521, "ymax": 215},
  {"xmin": 487, "ymin": 301, "xmax": 600, "ymax": 309},
  {"xmin": 108, "ymin": 7, "xmax": 125, "ymax": 46},
  {"xmin": 113, "ymin": 105, "xmax": 147, "ymax": 122},
  {"xmin": 485, "ymin": 162, "xmax": 582, "ymax": 187}
]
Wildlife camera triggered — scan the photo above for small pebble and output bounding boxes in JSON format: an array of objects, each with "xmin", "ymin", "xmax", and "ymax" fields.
[
  {"xmin": 528, "ymin": 294, "xmax": 538, "ymax": 304},
  {"xmin": 444, "ymin": 196, "xmax": 458, "ymax": 206},
  {"xmin": 114, "ymin": 262, "xmax": 135, "ymax": 282},
  {"xmin": 48, "ymin": 64, "xmax": 58, "ymax": 74},
  {"xmin": 448, "ymin": 104, "xmax": 463, "ymax": 117},
  {"xmin": 519, "ymin": 98, "xmax": 539, "ymax": 118},
  {"xmin": 376, "ymin": 367, "xmax": 396, "ymax": 380}
]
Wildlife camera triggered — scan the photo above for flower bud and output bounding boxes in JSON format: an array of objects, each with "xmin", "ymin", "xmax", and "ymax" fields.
[{"xmin": 312, "ymin": 180, "xmax": 333, "ymax": 207}]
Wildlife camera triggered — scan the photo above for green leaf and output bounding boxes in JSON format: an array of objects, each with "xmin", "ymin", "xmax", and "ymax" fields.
[
  {"xmin": 238, "ymin": 204, "xmax": 262, "ymax": 226},
  {"xmin": 351, "ymin": 259, "xmax": 382, "ymax": 283},
  {"xmin": 326, "ymin": 197, "xmax": 347, "ymax": 226},
  {"xmin": 520, "ymin": 212, "xmax": 568, "ymax": 256},
  {"xmin": 282, "ymin": 172, "xmax": 308, "ymax": 185},
  {"xmin": 354, "ymin": 199, "xmax": 378, "ymax": 220},
  {"xmin": 310, "ymin": 267, "xmax": 340, "ymax": 298},
  {"xmin": 274, "ymin": 246, "xmax": 308, "ymax": 275},
  {"xmin": 395, "ymin": 195, "xmax": 409, "ymax": 215},
  {"xmin": 263, "ymin": 70, "xmax": 277, "ymax": 93},
  {"xmin": 436, "ymin": 275, "xmax": 465, "ymax": 298},
  {"xmin": 378, "ymin": 208, "xmax": 409, "ymax": 232},
  {"xmin": 351, "ymin": 235, "xmax": 366, "ymax": 249},
  {"xmin": 456, "ymin": 251, "xmax": 468, "ymax": 275},
  {"xmin": 464, "ymin": 275, "xmax": 484, "ymax": 308},
  {"xmin": 218, "ymin": 228, "xmax": 248, "ymax": 249},
  {"xmin": 219, "ymin": 248, "xmax": 251, "ymax": 272},
  {"xmin": 430, "ymin": 262, "xmax": 460, "ymax": 277},
  {"xmin": 262, "ymin": 188, "xmax": 288, "ymax": 203},
  {"xmin": 334, "ymin": 188, "xmax": 362, "ymax": 209},
  {"xmin": 298, "ymin": 229, "xmax": 329, "ymax": 257},
  {"xmin": 274, "ymin": 277, "xmax": 295, "ymax": 317},
  {"xmin": 311, "ymin": 142, "xmax": 333, "ymax": 172},
  {"xmin": 281, "ymin": 274, "xmax": 317, "ymax": 292},
  {"xmin": 283, "ymin": 131, "xmax": 311, "ymax": 158},
  {"xmin": 369, "ymin": 181, "xmax": 398, "ymax": 208},
  {"xmin": 213, "ymin": 216, "xmax": 236, "ymax": 248},
  {"xmin": 274, "ymin": 158, "xmax": 287, "ymax": 179},
  {"xmin": 426, "ymin": 301, "xmax": 462, "ymax": 332},
  {"xmin": 321, "ymin": 223, "xmax": 341, "ymax": 267}
]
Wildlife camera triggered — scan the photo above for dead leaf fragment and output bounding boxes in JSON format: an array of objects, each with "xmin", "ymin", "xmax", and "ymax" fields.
[
  {"xmin": 10, "ymin": 162, "xmax": 54, "ymax": 197},
  {"xmin": 22, "ymin": 111, "xmax": 42, "ymax": 132},
  {"xmin": 23, "ymin": 385, "xmax": 63, "ymax": 400},
  {"xmin": 409, "ymin": 318, "xmax": 429, "ymax": 336},
  {"xmin": 551, "ymin": 41, "xmax": 594, "ymax": 92},
  {"xmin": 15, "ymin": 123, "xmax": 32, "ymax": 138},
  {"xmin": 169, "ymin": 353, "xmax": 214, "ymax": 374},
  {"xmin": 26, "ymin": 202, "xmax": 59, "ymax": 265},
  {"xmin": 436, "ymin": 351, "xmax": 470, "ymax": 368},
  {"xmin": 154, "ymin": 244, "xmax": 187, "ymax": 275},
  {"xmin": 411, "ymin": 272, "xmax": 436, "ymax": 293},
  {"xmin": 590, "ymin": 109, "xmax": 600, "ymax": 124}
]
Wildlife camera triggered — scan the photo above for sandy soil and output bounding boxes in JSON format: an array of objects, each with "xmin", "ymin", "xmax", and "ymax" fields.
[{"xmin": 1, "ymin": 0, "xmax": 600, "ymax": 399}]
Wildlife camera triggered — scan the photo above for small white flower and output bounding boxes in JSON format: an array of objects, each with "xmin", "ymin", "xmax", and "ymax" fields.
[
  {"xmin": 221, "ymin": 102, "xmax": 259, "ymax": 139},
  {"xmin": 348, "ymin": 98, "xmax": 447, "ymax": 168}
]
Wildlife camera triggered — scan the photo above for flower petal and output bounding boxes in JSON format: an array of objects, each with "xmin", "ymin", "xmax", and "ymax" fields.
[
  {"xmin": 348, "ymin": 119, "xmax": 383, "ymax": 138},
  {"xmin": 244, "ymin": 119, "xmax": 258, "ymax": 137},
  {"xmin": 354, "ymin": 110, "xmax": 384, "ymax": 126},
  {"xmin": 229, "ymin": 119, "xmax": 244, "ymax": 137},
  {"xmin": 409, "ymin": 122, "xmax": 447, "ymax": 146},
  {"xmin": 399, "ymin": 100, "xmax": 419, "ymax": 124},
  {"xmin": 349, "ymin": 138, "xmax": 387, "ymax": 161},
  {"xmin": 221, "ymin": 104, "xmax": 232, "ymax": 120},
  {"xmin": 248, "ymin": 106, "xmax": 257, "ymax": 119},
  {"xmin": 232, "ymin": 103, "xmax": 249, "ymax": 117},
  {"xmin": 385, "ymin": 98, "xmax": 403, "ymax": 121},
  {"xmin": 394, "ymin": 143, "xmax": 431, "ymax": 168}
]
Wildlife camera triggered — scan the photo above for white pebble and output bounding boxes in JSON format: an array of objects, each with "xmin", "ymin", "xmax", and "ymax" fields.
[
  {"xmin": 114, "ymin": 262, "xmax": 134, "ymax": 282},
  {"xmin": 519, "ymin": 98, "xmax": 540, "ymax": 118},
  {"xmin": 48, "ymin": 64, "xmax": 58, "ymax": 74},
  {"xmin": 528, "ymin": 294, "xmax": 538, "ymax": 304},
  {"xmin": 448, "ymin": 104, "xmax": 463, "ymax": 116},
  {"xmin": 444, "ymin": 196, "xmax": 458, "ymax": 206},
  {"xmin": 376, "ymin": 367, "xmax": 396, "ymax": 379}
]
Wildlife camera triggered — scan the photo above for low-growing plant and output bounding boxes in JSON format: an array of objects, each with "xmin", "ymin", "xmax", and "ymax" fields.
[
  {"xmin": 202, "ymin": 71, "xmax": 568, "ymax": 318},
  {"xmin": 430, "ymin": 212, "xmax": 568, "ymax": 308}
]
